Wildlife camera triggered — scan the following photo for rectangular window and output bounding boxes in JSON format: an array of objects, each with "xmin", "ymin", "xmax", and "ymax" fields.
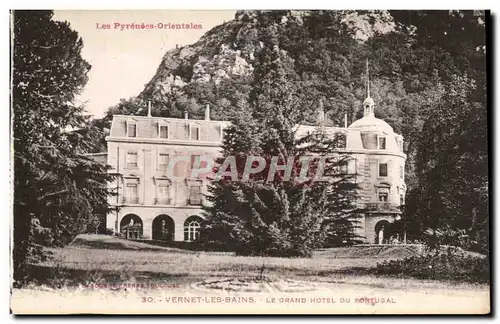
[
  {"xmin": 190, "ymin": 125, "xmax": 200, "ymax": 140},
  {"xmin": 190, "ymin": 155, "xmax": 200, "ymax": 169},
  {"xmin": 399, "ymin": 165, "xmax": 404, "ymax": 179},
  {"xmin": 127, "ymin": 123, "xmax": 137, "ymax": 137},
  {"xmin": 126, "ymin": 151, "xmax": 138, "ymax": 168},
  {"xmin": 157, "ymin": 183, "xmax": 171, "ymax": 204},
  {"xmin": 400, "ymin": 194, "xmax": 405, "ymax": 205},
  {"xmin": 159, "ymin": 125, "xmax": 168, "ymax": 139},
  {"xmin": 379, "ymin": 192, "xmax": 388, "ymax": 202},
  {"xmin": 158, "ymin": 153, "xmax": 169, "ymax": 171},
  {"xmin": 158, "ymin": 184, "xmax": 170, "ymax": 198},
  {"xmin": 189, "ymin": 183, "xmax": 202, "ymax": 205},
  {"xmin": 379, "ymin": 163, "xmax": 388, "ymax": 177},
  {"xmin": 125, "ymin": 183, "xmax": 139, "ymax": 204},
  {"xmin": 350, "ymin": 159, "xmax": 357, "ymax": 175},
  {"xmin": 340, "ymin": 161, "xmax": 348, "ymax": 174},
  {"xmin": 191, "ymin": 155, "xmax": 209, "ymax": 178},
  {"xmin": 378, "ymin": 136, "xmax": 386, "ymax": 150},
  {"xmin": 174, "ymin": 157, "xmax": 188, "ymax": 178}
]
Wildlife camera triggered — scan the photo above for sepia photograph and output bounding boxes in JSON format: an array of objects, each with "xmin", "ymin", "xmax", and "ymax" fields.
[{"xmin": 9, "ymin": 8, "xmax": 490, "ymax": 315}]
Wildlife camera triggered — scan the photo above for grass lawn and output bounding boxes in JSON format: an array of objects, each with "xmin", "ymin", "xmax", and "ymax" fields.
[
  {"xmin": 12, "ymin": 234, "xmax": 490, "ymax": 314},
  {"xmin": 26, "ymin": 234, "xmax": 488, "ymax": 292}
]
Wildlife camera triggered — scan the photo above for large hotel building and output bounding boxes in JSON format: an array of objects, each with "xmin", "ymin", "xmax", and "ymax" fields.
[{"xmin": 97, "ymin": 93, "xmax": 406, "ymax": 244}]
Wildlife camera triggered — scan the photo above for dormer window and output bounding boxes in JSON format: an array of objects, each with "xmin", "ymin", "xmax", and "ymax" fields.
[
  {"xmin": 190, "ymin": 125, "xmax": 200, "ymax": 140},
  {"xmin": 127, "ymin": 122, "xmax": 137, "ymax": 138},
  {"xmin": 396, "ymin": 137, "xmax": 404, "ymax": 152},
  {"xmin": 378, "ymin": 136, "xmax": 386, "ymax": 150},
  {"xmin": 335, "ymin": 133, "xmax": 347, "ymax": 149},
  {"xmin": 158, "ymin": 124, "xmax": 168, "ymax": 139}
]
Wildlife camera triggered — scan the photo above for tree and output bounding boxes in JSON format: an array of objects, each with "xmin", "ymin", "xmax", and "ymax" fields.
[
  {"xmin": 379, "ymin": 11, "xmax": 489, "ymax": 253},
  {"xmin": 201, "ymin": 35, "xmax": 361, "ymax": 257},
  {"xmin": 12, "ymin": 10, "xmax": 114, "ymax": 284},
  {"xmin": 408, "ymin": 74, "xmax": 488, "ymax": 253}
]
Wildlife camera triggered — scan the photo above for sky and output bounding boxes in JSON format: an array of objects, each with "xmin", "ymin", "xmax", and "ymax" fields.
[{"xmin": 52, "ymin": 10, "xmax": 237, "ymax": 117}]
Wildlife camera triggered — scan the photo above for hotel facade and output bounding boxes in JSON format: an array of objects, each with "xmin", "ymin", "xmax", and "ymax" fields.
[{"xmin": 103, "ymin": 94, "xmax": 406, "ymax": 244}]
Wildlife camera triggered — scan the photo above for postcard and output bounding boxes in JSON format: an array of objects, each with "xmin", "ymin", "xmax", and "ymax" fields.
[{"xmin": 10, "ymin": 9, "xmax": 490, "ymax": 315}]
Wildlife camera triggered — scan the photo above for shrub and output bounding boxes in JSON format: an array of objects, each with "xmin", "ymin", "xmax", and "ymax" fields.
[{"xmin": 376, "ymin": 252, "xmax": 489, "ymax": 283}]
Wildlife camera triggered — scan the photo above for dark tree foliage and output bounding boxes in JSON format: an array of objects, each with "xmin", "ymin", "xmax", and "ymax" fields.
[
  {"xmin": 12, "ymin": 10, "xmax": 115, "ymax": 284},
  {"xmin": 388, "ymin": 10, "xmax": 488, "ymax": 253},
  {"xmin": 406, "ymin": 75, "xmax": 488, "ymax": 253}
]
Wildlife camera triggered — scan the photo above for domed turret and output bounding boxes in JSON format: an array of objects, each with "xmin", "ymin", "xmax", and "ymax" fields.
[
  {"xmin": 363, "ymin": 97, "xmax": 375, "ymax": 107},
  {"xmin": 363, "ymin": 96, "xmax": 375, "ymax": 117},
  {"xmin": 350, "ymin": 91, "xmax": 394, "ymax": 133},
  {"xmin": 349, "ymin": 60, "xmax": 394, "ymax": 133},
  {"xmin": 349, "ymin": 114, "xmax": 394, "ymax": 133}
]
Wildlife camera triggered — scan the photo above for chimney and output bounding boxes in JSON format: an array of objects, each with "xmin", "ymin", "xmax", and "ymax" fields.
[
  {"xmin": 205, "ymin": 103, "xmax": 210, "ymax": 121},
  {"xmin": 317, "ymin": 99, "xmax": 325, "ymax": 126},
  {"xmin": 344, "ymin": 113, "xmax": 348, "ymax": 128},
  {"xmin": 147, "ymin": 100, "xmax": 152, "ymax": 117},
  {"xmin": 184, "ymin": 110, "xmax": 189, "ymax": 120}
]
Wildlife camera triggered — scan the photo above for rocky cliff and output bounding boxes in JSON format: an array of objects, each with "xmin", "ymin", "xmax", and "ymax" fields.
[{"xmin": 115, "ymin": 10, "xmax": 394, "ymax": 121}]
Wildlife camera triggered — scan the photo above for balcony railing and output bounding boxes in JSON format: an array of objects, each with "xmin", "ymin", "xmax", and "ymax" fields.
[
  {"xmin": 123, "ymin": 197, "xmax": 139, "ymax": 204},
  {"xmin": 154, "ymin": 198, "xmax": 172, "ymax": 205},
  {"xmin": 188, "ymin": 197, "xmax": 202, "ymax": 206},
  {"xmin": 365, "ymin": 202, "xmax": 399, "ymax": 211}
]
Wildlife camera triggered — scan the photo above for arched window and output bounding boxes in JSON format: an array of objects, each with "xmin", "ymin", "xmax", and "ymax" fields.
[
  {"xmin": 184, "ymin": 216, "xmax": 202, "ymax": 242},
  {"xmin": 120, "ymin": 214, "xmax": 143, "ymax": 240},
  {"xmin": 152, "ymin": 214, "xmax": 175, "ymax": 241}
]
